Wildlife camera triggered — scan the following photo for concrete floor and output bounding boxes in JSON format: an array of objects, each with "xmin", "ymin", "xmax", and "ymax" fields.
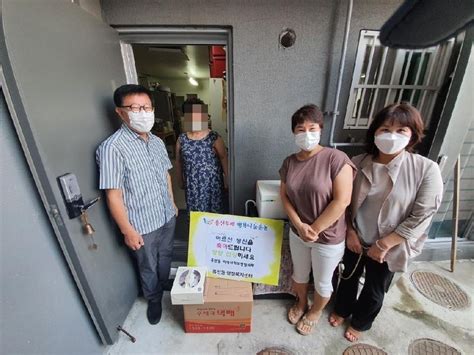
[{"xmin": 105, "ymin": 260, "xmax": 474, "ymax": 355}]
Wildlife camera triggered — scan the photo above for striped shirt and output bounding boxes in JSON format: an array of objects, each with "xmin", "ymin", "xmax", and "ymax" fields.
[{"xmin": 96, "ymin": 124, "xmax": 175, "ymax": 235}]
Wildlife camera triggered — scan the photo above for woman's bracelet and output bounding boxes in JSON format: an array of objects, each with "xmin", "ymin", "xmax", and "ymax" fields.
[{"xmin": 375, "ymin": 239, "xmax": 388, "ymax": 252}]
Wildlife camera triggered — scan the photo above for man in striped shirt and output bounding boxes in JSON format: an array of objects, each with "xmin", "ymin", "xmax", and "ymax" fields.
[{"xmin": 96, "ymin": 84, "xmax": 177, "ymax": 325}]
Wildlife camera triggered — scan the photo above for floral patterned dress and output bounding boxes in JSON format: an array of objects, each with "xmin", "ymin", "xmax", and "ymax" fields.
[{"xmin": 178, "ymin": 131, "xmax": 224, "ymax": 213}]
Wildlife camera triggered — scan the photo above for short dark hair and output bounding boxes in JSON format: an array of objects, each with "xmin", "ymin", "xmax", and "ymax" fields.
[
  {"xmin": 291, "ymin": 104, "xmax": 324, "ymax": 132},
  {"xmin": 366, "ymin": 102, "xmax": 425, "ymax": 155},
  {"xmin": 183, "ymin": 97, "xmax": 205, "ymax": 113},
  {"xmin": 113, "ymin": 84, "xmax": 153, "ymax": 107},
  {"xmin": 184, "ymin": 97, "xmax": 204, "ymax": 105}
]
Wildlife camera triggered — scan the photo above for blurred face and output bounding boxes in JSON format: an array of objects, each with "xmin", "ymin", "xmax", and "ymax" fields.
[{"xmin": 183, "ymin": 104, "xmax": 208, "ymax": 132}]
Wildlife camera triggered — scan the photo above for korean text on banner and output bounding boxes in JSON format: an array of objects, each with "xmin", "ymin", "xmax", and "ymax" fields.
[{"xmin": 187, "ymin": 212, "xmax": 284, "ymax": 286}]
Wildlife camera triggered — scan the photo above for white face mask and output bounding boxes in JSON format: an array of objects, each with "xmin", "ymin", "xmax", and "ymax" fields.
[
  {"xmin": 128, "ymin": 110, "xmax": 155, "ymax": 133},
  {"xmin": 295, "ymin": 131, "xmax": 321, "ymax": 151},
  {"xmin": 374, "ymin": 132, "xmax": 410, "ymax": 155}
]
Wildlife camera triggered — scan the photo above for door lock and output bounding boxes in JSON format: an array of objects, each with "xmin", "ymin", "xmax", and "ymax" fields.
[{"xmin": 58, "ymin": 173, "xmax": 100, "ymax": 250}]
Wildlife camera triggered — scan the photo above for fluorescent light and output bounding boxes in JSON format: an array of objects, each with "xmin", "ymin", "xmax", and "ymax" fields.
[{"xmin": 189, "ymin": 77, "xmax": 199, "ymax": 86}]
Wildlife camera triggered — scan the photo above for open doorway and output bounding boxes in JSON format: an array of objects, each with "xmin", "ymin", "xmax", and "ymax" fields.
[
  {"xmin": 117, "ymin": 28, "xmax": 233, "ymax": 263},
  {"xmin": 132, "ymin": 44, "xmax": 229, "ymax": 212}
]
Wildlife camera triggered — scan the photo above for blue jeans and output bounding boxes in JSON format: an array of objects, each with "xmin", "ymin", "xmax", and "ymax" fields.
[{"xmin": 134, "ymin": 217, "xmax": 176, "ymax": 300}]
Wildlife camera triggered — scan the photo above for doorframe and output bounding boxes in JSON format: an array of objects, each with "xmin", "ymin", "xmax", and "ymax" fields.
[{"xmin": 114, "ymin": 26, "xmax": 236, "ymax": 214}]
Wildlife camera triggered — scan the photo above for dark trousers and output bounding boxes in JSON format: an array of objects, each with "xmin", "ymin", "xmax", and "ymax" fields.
[
  {"xmin": 334, "ymin": 248, "xmax": 394, "ymax": 331},
  {"xmin": 134, "ymin": 217, "xmax": 176, "ymax": 301}
]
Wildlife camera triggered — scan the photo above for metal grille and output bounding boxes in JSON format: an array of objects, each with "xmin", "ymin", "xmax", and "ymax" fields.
[
  {"xmin": 408, "ymin": 338, "xmax": 461, "ymax": 355},
  {"xmin": 343, "ymin": 343, "xmax": 388, "ymax": 355},
  {"xmin": 410, "ymin": 271, "xmax": 471, "ymax": 310},
  {"xmin": 344, "ymin": 30, "xmax": 454, "ymax": 129}
]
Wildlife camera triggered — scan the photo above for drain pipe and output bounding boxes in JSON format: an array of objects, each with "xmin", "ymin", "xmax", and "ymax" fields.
[{"xmin": 328, "ymin": 0, "xmax": 357, "ymax": 148}]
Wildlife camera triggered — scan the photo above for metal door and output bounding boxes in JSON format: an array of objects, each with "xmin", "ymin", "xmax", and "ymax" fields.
[{"xmin": 1, "ymin": 0, "xmax": 138, "ymax": 344}]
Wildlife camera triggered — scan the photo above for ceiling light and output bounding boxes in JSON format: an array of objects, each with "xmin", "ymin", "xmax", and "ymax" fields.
[{"xmin": 189, "ymin": 77, "xmax": 199, "ymax": 86}]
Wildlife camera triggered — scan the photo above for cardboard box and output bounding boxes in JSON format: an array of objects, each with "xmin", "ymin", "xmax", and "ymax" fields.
[
  {"xmin": 183, "ymin": 278, "xmax": 253, "ymax": 333},
  {"xmin": 171, "ymin": 267, "xmax": 207, "ymax": 305}
]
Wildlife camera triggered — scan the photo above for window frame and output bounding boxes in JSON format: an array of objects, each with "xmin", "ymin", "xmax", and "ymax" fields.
[{"xmin": 344, "ymin": 30, "xmax": 454, "ymax": 130}]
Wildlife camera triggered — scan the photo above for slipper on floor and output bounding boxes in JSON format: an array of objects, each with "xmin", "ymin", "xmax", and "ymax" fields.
[
  {"xmin": 296, "ymin": 315, "xmax": 316, "ymax": 336},
  {"xmin": 344, "ymin": 326, "xmax": 362, "ymax": 342},
  {"xmin": 328, "ymin": 312, "xmax": 344, "ymax": 327},
  {"xmin": 288, "ymin": 304, "xmax": 305, "ymax": 325}
]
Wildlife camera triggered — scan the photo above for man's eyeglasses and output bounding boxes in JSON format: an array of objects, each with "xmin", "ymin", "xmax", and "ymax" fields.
[{"xmin": 120, "ymin": 104, "xmax": 154, "ymax": 113}]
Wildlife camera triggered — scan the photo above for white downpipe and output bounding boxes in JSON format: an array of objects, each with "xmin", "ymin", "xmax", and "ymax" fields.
[{"xmin": 329, "ymin": 0, "xmax": 354, "ymax": 148}]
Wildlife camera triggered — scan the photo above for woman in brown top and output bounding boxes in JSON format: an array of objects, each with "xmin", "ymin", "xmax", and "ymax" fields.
[
  {"xmin": 329, "ymin": 103, "xmax": 443, "ymax": 342},
  {"xmin": 279, "ymin": 104, "xmax": 355, "ymax": 335}
]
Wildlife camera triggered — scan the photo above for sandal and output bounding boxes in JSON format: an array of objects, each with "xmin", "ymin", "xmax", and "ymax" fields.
[
  {"xmin": 328, "ymin": 312, "xmax": 344, "ymax": 327},
  {"xmin": 296, "ymin": 315, "xmax": 316, "ymax": 336},
  {"xmin": 344, "ymin": 326, "xmax": 361, "ymax": 342},
  {"xmin": 287, "ymin": 304, "xmax": 305, "ymax": 325}
]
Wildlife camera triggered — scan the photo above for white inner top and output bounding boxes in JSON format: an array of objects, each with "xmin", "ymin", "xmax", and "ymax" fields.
[{"xmin": 355, "ymin": 162, "xmax": 391, "ymax": 245}]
